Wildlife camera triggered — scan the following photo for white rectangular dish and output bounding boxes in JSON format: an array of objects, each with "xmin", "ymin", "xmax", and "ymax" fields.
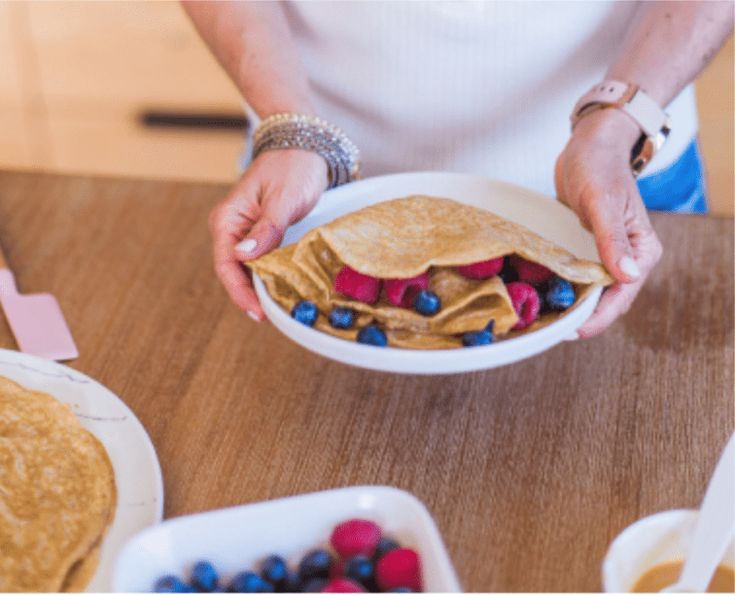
[{"xmin": 113, "ymin": 485, "xmax": 461, "ymax": 592}]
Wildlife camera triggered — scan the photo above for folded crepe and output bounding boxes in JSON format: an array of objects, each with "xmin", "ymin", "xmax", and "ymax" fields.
[
  {"xmin": 0, "ymin": 376, "xmax": 117, "ymax": 592},
  {"xmin": 250, "ymin": 195, "xmax": 612, "ymax": 349}
]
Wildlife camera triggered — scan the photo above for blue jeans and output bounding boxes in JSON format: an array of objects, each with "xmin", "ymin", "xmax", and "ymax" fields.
[{"xmin": 637, "ymin": 138, "xmax": 708, "ymax": 214}]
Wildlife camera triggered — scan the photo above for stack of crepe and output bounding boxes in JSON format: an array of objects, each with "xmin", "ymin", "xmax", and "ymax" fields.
[
  {"xmin": 0, "ymin": 376, "xmax": 116, "ymax": 592},
  {"xmin": 251, "ymin": 196, "xmax": 612, "ymax": 349}
]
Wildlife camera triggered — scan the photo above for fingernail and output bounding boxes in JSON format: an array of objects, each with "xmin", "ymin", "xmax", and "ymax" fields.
[
  {"xmin": 247, "ymin": 311, "xmax": 260, "ymax": 322},
  {"xmin": 565, "ymin": 332, "xmax": 579, "ymax": 341},
  {"xmin": 236, "ymin": 238, "xmax": 258, "ymax": 254},
  {"xmin": 618, "ymin": 256, "xmax": 640, "ymax": 279}
]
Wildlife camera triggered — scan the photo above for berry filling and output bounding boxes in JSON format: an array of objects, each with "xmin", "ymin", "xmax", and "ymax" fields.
[
  {"xmin": 456, "ymin": 257, "xmax": 505, "ymax": 280},
  {"xmin": 545, "ymin": 277, "xmax": 576, "ymax": 310},
  {"xmin": 335, "ymin": 266, "xmax": 382, "ymax": 304},
  {"xmin": 413, "ymin": 290, "xmax": 441, "ymax": 316},
  {"xmin": 384, "ymin": 273, "xmax": 430, "ymax": 308},
  {"xmin": 327, "ymin": 258, "xmax": 574, "ymax": 345},
  {"xmin": 509, "ymin": 255, "xmax": 553, "ymax": 284},
  {"xmin": 506, "ymin": 282, "xmax": 541, "ymax": 330}
]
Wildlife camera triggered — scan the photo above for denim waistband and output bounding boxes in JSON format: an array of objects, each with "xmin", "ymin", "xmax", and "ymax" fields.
[{"xmin": 637, "ymin": 138, "xmax": 708, "ymax": 214}]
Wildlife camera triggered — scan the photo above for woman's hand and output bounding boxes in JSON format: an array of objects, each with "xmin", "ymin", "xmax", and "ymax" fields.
[
  {"xmin": 555, "ymin": 108, "xmax": 663, "ymax": 338},
  {"xmin": 209, "ymin": 149, "xmax": 328, "ymax": 320}
]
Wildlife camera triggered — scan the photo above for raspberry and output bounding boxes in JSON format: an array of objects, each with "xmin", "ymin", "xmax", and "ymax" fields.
[
  {"xmin": 321, "ymin": 578, "xmax": 365, "ymax": 593},
  {"xmin": 506, "ymin": 282, "xmax": 541, "ymax": 330},
  {"xmin": 384, "ymin": 273, "xmax": 429, "ymax": 307},
  {"xmin": 334, "ymin": 266, "xmax": 381, "ymax": 304},
  {"xmin": 375, "ymin": 548, "xmax": 422, "ymax": 592},
  {"xmin": 456, "ymin": 257, "xmax": 504, "ymax": 279},
  {"xmin": 330, "ymin": 519, "xmax": 382, "ymax": 559},
  {"xmin": 509, "ymin": 255, "xmax": 553, "ymax": 284}
]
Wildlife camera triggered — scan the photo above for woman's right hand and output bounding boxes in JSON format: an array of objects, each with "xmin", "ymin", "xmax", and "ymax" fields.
[{"xmin": 209, "ymin": 149, "xmax": 328, "ymax": 320}]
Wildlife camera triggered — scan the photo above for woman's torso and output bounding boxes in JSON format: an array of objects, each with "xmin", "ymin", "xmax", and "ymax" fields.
[{"xmin": 279, "ymin": 0, "xmax": 698, "ymax": 197}]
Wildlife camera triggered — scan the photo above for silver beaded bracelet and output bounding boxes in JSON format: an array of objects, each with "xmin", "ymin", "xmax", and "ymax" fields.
[{"xmin": 252, "ymin": 113, "xmax": 361, "ymax": 189}]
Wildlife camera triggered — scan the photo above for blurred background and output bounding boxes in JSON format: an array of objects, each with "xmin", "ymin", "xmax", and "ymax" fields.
[{"xmin": 1, "ymin": 1, "xmax": 732, "ymax": 213}]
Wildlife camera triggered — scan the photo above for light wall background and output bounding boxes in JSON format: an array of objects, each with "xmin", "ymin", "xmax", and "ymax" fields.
[{"xmin": 1, "ymin": 2, "xmax": 732, "ymax": 214}]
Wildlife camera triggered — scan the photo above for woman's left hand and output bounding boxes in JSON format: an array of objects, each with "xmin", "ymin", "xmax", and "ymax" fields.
[{"xmin": 555, "ymin": 108, "xmax": 663, "ymax": 338}]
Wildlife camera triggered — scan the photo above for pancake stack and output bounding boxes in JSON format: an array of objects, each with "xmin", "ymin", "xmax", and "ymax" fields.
[{"xmin": 0, "ymin": 376, "xmax": 116, "ymax": 592}]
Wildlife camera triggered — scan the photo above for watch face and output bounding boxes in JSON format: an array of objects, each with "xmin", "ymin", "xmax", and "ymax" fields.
[{"xmin": 630, "ymin": 134, "xmax": 654, "ymax": 177}]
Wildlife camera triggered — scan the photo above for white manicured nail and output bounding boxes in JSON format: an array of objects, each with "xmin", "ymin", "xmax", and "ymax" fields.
[
  {"xmin": 236, "ymin": 238, "xmax": 258, "ymax": 253},
  {"xmin": 247, "ymin": 311, "xmax": 259, "ymax": 322},
  {"xmin": 618, "ymin": 256, "xmax": 640, "ymax": 279},
  {"xmin": 565, "ymin": 332, "xmax": 579, "ymax": 341}
]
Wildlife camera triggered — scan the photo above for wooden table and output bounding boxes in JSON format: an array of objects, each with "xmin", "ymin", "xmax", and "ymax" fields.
[{"xmin": 1, "ymin": 171, "xmax": 732, "ymax": 592}]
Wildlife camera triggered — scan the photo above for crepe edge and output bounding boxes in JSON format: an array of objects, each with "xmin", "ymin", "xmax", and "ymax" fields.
[{"xmin": 310, "ymin": 195, "xmax": 613, "ymax": 285}]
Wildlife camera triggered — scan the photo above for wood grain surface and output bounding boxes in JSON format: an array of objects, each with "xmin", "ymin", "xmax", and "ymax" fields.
[{"xmin": 0, "ymin": 171, "xmax": 732, "ymax": 592}]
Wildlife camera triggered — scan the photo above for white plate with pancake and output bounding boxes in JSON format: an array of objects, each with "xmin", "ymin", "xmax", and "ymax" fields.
[
  {"xmin": 253, "ymin": 171, "xmax": 604, "ymax": 375},
  {"xmin": 0, "ymin": 349, "xmax": 163, "ymax": 591}
]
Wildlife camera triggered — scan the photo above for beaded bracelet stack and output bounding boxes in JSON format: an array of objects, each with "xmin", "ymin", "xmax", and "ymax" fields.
[{"xmin": 252, "ymin": 113, "xmax": 361, "ymax": 189}]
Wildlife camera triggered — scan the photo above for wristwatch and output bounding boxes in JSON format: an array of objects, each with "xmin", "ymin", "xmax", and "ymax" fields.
[{"xmin": 571, "ymin": 80, "xmax": 671, "ymax": 176}]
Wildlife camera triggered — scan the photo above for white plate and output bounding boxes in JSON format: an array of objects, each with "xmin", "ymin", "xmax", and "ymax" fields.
[
  {"xmin": 254, "ymin": 171, "xmax": 603, "ymax": 375},
  {"xmin": 0, "ymin": 349, "xmax": 163, "ymax": 591},
  {"xmin": 113, "ymin": 485, "xmax": 461, "ymax": 592}
]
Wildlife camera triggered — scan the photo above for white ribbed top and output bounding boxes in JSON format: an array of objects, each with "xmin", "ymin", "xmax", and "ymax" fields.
[{"xmin": 274, "ymin": 1, "xmax": 698, "ymax": 195}]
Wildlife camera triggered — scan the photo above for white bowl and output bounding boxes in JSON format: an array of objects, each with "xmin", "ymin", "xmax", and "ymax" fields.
[
  {"xmin": 254, "ymin": 171, "xmax": 603, "ymax": 375},
  {"xmin": 113, "ymin": 485, "xmax": 461, "ymax": 592},
  {"xmin": 602, "ymin": 509, "xmax": 735, "ymax": 592}
]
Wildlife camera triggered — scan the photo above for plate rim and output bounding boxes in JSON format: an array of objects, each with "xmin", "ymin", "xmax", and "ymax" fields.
[{"xmin": 0, "ymin": 348, "xmax": 164, "ymax": 591}]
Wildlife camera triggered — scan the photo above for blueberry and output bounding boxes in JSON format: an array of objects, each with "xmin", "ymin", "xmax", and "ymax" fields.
[
  {"xmin": 374, "ymin": 537, "xmax": 400, "ymax": 560},
  {"xmin": 298, "ymin": 549, "xmax": 333, "ymax": 580},
  {"xmin": 485, "ymin": 319, "xmax": 495, "ymax": 333},
  {"xmin": 344, "ymin": 555, "xmax": 374, "ymax": 587},
  {"xmin": 499, "ymin": 258, "xmax": 518, "ymax": 284},
  {"xmin": 282, "ymin": 570, "xmax": 302, "ymax": 593},
  {"xmin": 413, "ymin": 290, "xmax": 441, "ymax": 316},
  {"xmin": 154, "ymin": 575, "xmax": 192, "ymax": 593},
  {"xmin": 300, "ymin": 577, "xmax": 328, "ymax": 593},
  {"xmin": 462, "ymin": 329, "xmax": 493, "ymax": 347},
  {"xmin": 191, "ymin": 560, "xmax": 219, "ymax": 592},
  {"xmin": 374, "ymin": 538, "xmax": 400, "ymax": 560},
  {"xmin": 545, "ymin": 277, "xmax": 576, "ymax": 311},
  {"xmin": 356, "ymin": 325, "xmax": 387, "ymax": 347},
  {"xmin": 328, "ymin": 307, "xmax": 355, "ymax": 329},
  {"xmin": 229, "ymin": 571, "xmax": 273, "ymax": 593},
  {"xmin": 291, "ymin": 300, "xmax": 319, "ymax": 327},
  {"xmin": 260, "ymin": 555, "xmax": 287, "ymax": 587}
]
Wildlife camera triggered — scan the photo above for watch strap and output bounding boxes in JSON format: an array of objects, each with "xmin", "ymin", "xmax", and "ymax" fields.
[
  {"xmin": 571, "ymin": 80, "xmax": 672, "ymax": 175},
  {"xmin": 572, "ymin": 81, "xmax": 670, "ymax": 139}
]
